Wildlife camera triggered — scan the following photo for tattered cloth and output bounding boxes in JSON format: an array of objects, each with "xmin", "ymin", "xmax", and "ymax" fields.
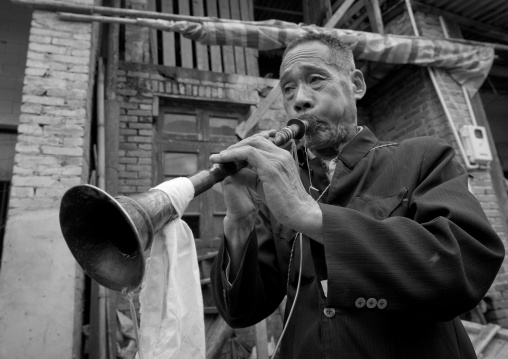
[{"xmin": 138, "ymin": 18, "xmax": 494, "ymax": 94}]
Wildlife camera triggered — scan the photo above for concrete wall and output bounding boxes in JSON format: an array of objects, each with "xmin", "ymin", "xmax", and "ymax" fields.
[
  {"xmin": 0, "ymin": 1, "xmax": 98, "ymax": 357},
  {"xmin": 366, "ymin": 10, "xmax": 508, "ymax": 327}
]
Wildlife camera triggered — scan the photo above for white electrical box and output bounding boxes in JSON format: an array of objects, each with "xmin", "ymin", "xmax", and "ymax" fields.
[{"xmin": 460, "ymin": 125, "xmax": 493, "ymax": 164}]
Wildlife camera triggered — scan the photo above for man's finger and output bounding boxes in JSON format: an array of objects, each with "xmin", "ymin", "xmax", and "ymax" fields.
[{"xmin": 210, "ymin": 147, "xmax": 277, "ymax": 170}]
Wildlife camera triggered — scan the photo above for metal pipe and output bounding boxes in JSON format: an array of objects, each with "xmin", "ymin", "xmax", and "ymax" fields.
[{"xmin": 405, "ymin": 0, "xmax": 479, "ymax": 170}]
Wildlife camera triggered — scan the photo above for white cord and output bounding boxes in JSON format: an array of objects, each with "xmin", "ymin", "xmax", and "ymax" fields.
[
  {"xmin": 270, "ymin": 232, "xmax": 303, "ymax": 359},
  {"xmin": 270, "ymin": 147, "xmax": 329, "ymax": 358}
]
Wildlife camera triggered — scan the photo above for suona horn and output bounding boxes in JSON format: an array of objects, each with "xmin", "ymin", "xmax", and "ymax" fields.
[{"xmin": 59, "ymin": 114, "xmax": 317, "ymax": 292}]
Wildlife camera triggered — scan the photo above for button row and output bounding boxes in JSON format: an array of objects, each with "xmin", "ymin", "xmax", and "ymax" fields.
[{"xmin": 355, "ymin": 297, "xmax": 387, "ymax": 309}]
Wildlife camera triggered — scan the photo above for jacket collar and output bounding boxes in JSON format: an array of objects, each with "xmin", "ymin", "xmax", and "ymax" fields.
[{"xmin": 337, "ymin": 126, "xmax": 379, "ymax": 170}]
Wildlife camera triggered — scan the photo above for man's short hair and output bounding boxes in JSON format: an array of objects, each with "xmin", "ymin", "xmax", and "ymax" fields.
[{"xmin": 281, "ymin": 33, "xmax": 355, "ymax": 74}]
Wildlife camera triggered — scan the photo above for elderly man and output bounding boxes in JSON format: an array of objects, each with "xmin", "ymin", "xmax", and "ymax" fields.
[{"xmin": 209, "ymin": 33, "xmax": 504, "ymax": 358}]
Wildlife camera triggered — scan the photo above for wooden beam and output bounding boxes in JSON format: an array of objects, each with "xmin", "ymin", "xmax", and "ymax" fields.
[
  {"xmin": 161, "ymin": 0, "xmax": 176, "ymax": 66},
  {"xmin": 254, "ymin": 6, "xmax": 303, "ymax": 16},
  {"xmin": 302, "ymin": 0, "xmax": 331, "ymax": 26},
  {"xmin": 471, "ymin": 323, "xmax": 501, "ymax": 355},
  {"xmin": 236, "ymin": 86, "xmax": 281, "ymax": 139},
  {"xmin": 230, "ymin": 0, "xmax": 247, "ymax": 75},
  {"xmin": 365, "ymin": 0, "xmax": 384, "ymax": 34},
  {"xmin": 178, "ymin": 0, "xmax": 193, "ymax": 68},
  {"xmin": 324, "ymin": 0, "xmax": 356, "ymax": 28},
  {"xmin": 411, "ymin": 1, "xmax": 508, "ymax": 43},
  {"xmin": 336, "ymin": 0, "xmax": 365, "ymax": 28},
  {"xmin": 206, "ymin": 0, "xmax": 223, "ymax": 72},
  {"xmin": 147, "ymin": 0, "xmax": 158, "ymax": 65},
  {"xmin": 205, "ymin": 316, "xmax": 234, "ymax": 359},
  {"xmin": 193, "ymin": 0, "xmax": 210, "ymax": 71},
  {"xmin": 218, "ymin": 0, "xmax": 235, "ymax": 74},
  {"xmin": 255, "ymin": 320, "xmax": 269, "ymax": 359},
  {"xmin": 241, "ymin": 0, "xmax": 260, "ymax": 77}
]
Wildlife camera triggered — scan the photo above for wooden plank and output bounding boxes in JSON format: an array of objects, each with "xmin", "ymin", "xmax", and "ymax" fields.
[
  {"xmin": 201, "ymin": 278, "xmax": 211, "ymax": 285},
  {"xmin": 349, "ymin": 12, "xmax": 369, "ymax": 30},
  {"xmin": 255, "ymin": 320, "xmax": 269, "ymax": 359},
  {"xmin": 240, "ymin": 0, "xmax": 259, "ymax": 76},
  {"xmin": 236, "ymin": 86, "xmax": 281, "ymax": 139},
  {"xmin": 178, "ymin": 0, "xmax": 194, "ymax": 68},
  {"xmin": 147, "ymin": 0, "xmax": 158, "ymax": 65},
  {"xmin": 302, "ymin": 0, "xmax": 331, "ymax": 25},
  {"xmin": 206, "ymin": 316, "xmax": 234, "ymax": 359},
  {"xmin": 161, "ymin": 0, "xmax": 176, "ymax": 66},
  {"xmin": 206, "ymin": 0, "xmax": 223, "ymax": 72},
  {"xmin": 365, "ymin": 0, "xmax": 384, "ymax": 34},
  {"xmin": 230, "ymin": 0, "xmax": 246, "ymax": 75},
  {"xmin": 472, "ymin": 323, "xmax": 501, "ymax": 355},
  {"xmin": 218, "ymin": 0, "xmax": 236, "ymax": 74},
  {"xmin": 411, "ymin": 1, "xmax": 508, "ymax": 43},
  {"xmin": 337, "ymin": 0, "xmax": 365, "ymax": 28},
  {"xmin": 198, "ymin": 251, "xmax": 219, "ymax": 262},
  {"xmin": 193, "ymin": 0, "xmax": 209, "ymax": 71},
  {"xmin": 324, "ymin": 0, "xmax": 356, "ymax": 28}
]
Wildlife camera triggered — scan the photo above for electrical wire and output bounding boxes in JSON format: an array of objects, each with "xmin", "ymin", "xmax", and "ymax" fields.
[{"xmin": 270, "ymin": 232, "xmax": 303, "ymax": 359}]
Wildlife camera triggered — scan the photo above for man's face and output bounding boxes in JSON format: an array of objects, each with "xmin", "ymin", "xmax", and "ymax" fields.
[{"xmin": 279, "ymin": 40, "xmax": 365, "ymax": 155}]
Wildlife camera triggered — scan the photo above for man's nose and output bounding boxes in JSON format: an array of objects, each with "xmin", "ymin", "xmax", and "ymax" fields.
[{"xmin": 293, "ymin": 86, "xmax": 314, "ymax": 113}]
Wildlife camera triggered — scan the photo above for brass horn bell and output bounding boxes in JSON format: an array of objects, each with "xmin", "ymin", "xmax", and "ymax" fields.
[{"xmin": 59, "ymin": 184, "xmax": 177, "ymax": 292}]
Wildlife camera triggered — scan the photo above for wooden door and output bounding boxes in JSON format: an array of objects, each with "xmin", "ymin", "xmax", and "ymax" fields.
[{"xmin": 156, "ymin": 100, "xmax": 249, "ymax": 250}]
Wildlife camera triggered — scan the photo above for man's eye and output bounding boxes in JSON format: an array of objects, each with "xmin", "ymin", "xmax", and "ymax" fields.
[
  {"xmin": 283, "ymin": 86, "xmax": 295, "ymax": 95},
  {"xmin": 309, "ymin": 76, "xmax": 323, "ymax": 83}
]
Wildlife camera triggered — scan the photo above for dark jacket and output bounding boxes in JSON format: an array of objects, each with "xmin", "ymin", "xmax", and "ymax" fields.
[{"xmin": 211, "ymin": 127, "xmax": 505, "ymax": 358}]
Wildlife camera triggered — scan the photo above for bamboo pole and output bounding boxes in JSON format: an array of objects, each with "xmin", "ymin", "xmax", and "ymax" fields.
[
  {"xmin": 105, "ymin": 2, "xmax": 120, "ymax": 357},
  {"xmin": 13, "ymin": 0, "xmax": 282, "ymax": 27}
]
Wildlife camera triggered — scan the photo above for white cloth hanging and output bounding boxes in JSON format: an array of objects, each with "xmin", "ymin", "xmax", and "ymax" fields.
[{"xmin": 138, "ymin": 177, "xmax": 205, "ymax": 359}]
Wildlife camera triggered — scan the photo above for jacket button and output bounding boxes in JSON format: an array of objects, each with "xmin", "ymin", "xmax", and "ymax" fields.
[
  {"xmin": 355, "ymin": 297, "xmax": 366, "ymax": 308},
  {"xmin": 377, "ymin": 298, "xmax": 387, "ymax": 309},
  {"xmin": 366, "ymin": 298, "xmax": 377, "ymax": 309},
  {"xmin": 323, "ymin": 308, "xmax": 336, "ymax": 318}
]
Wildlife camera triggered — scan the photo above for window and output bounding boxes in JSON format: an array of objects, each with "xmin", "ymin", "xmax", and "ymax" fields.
[{"xmin": 156, "ymin": 100, "xmax": 248, "ymax": 250}]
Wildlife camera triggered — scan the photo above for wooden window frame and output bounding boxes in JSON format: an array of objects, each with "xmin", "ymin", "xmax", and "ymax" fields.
[{"xmin": 155, "ymin": 99, "xmax": 249, "ymax": 249}]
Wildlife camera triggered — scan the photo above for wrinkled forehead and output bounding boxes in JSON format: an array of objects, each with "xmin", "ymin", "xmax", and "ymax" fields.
[{"xmin": 280, "ymin": 41, "xmax": 332, "ymax": 75}]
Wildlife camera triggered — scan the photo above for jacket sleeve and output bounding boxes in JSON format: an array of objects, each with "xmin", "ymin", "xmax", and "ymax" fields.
[
  {"xmin": 210, "ymin": 205, "xmax": 286, "ymax": 328},
  {"xmin": 321, "ymin": 138, "xmax": 505, "ymax": 321}
]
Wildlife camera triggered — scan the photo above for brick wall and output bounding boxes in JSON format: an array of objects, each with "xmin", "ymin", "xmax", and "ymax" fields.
[
  {"xmin": 116, "ymin": 62, "xmax": 285, "ymax": 196},
  {"xmin": 0, "ymin": 1, "xmax": 98, "ymax": 357},
  {"xmin": 365, "ymin": 10, "xmax": 508, "ymax": 327},
  {"xmin": 8, "ymin": 10, "xmax": 96, "ymax": 214}
]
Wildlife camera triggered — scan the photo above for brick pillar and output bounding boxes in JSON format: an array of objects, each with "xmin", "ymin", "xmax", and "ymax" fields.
[{"xmin": 0, "ymin": 6, "xmax": 96, "ymax": 358}]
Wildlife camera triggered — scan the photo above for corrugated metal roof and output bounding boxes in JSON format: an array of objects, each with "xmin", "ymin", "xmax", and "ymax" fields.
[
  {"xmin": 253, "ymin": 0, "xmax": 508, "ymax": 79},
  {"xmin": 254, "ymin": 0, "xmax": 508, "ymax": 44},
  {"xmin": 422, "ymin": 0, "xmax": 508, "ymax": 30}
]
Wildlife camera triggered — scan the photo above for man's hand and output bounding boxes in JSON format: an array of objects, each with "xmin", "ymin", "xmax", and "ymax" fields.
[
  {"xmin": 210, "ymin": 131, "xmax": 323, "ymax": 243},
  {"xmin": 221, "ymin": 168, "xmax": 263, "ymax": 253}
]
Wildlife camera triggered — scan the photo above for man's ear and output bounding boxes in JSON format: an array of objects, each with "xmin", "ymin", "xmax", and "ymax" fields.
[{"xmin": 351, "ymin": 69, "xmax": 367, "ymax": 100}]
